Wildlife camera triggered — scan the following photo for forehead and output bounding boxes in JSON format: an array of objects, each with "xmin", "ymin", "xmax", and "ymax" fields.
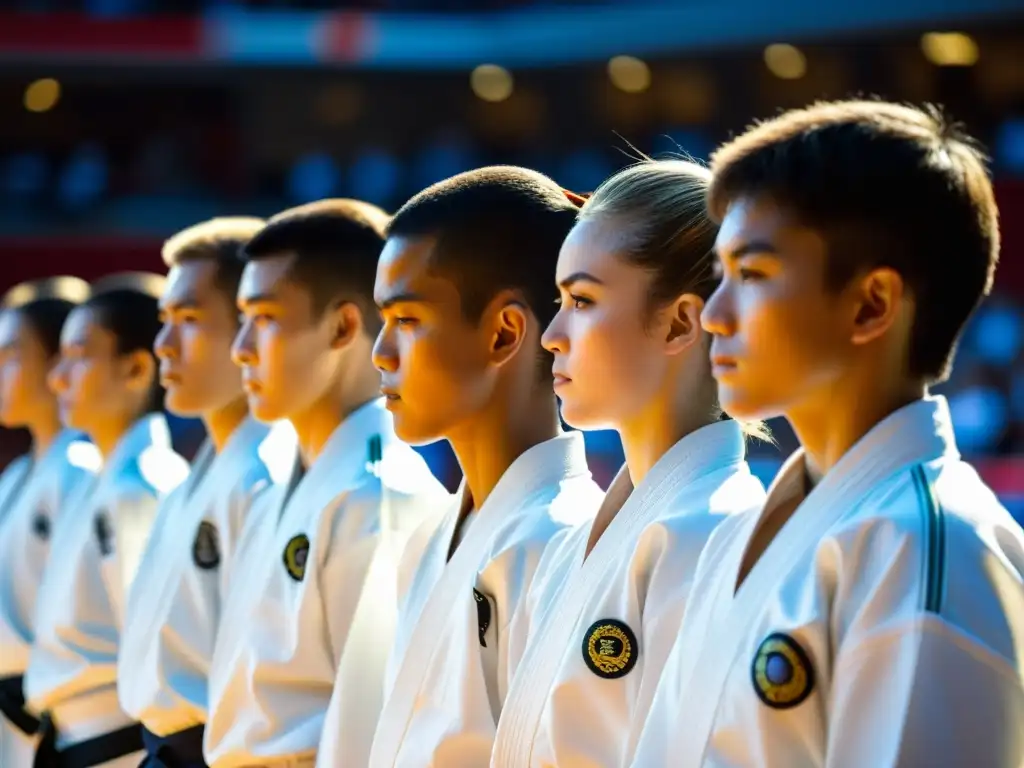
[
  {"xmin": 556, "ymin": 217, "xmax": 639, "ymax": 280},
  {"xmin": 162, "ymin": 261, "xmax": 220, "ymax": 308},
  {"xmin": 0, "ymin": 310, "xmax": 28, "ymax": 347},
  {"xmin": 715, "ymin": 195, "xmax": 810, "ymax": 255},
  {"xmin": 238, "ymin": 253, "xmax": 298, "ymax": 302},
  {"xmin": 60, "ymin": 306, "xmax": 106, "ymax": 346},
  {"xmin": 375, "ymin": 235, "xmax": 453, "ymax": 300}
]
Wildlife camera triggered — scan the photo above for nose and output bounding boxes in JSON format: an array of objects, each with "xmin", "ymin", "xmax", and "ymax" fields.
[
  {"xmin": 153, "ymin": 322, "xmax": 177, "ymax": 361},
  {"xmin": 231, "ymin": 320, "xmax": 256, "ymax": 368},
  {"xmin": 700, "ymin": 283, "xmax": 736, "ymax": 338},
  {"xmin": 47, "ymin": 358, "xmax": 69, "ymax": 395},
  {"xmin": 372, "ymin": 325, "xmax": 398, "ymax": 374},
  {"xmin": 541, "ymin": 310, "xmax": 568, "ymax": 355}
]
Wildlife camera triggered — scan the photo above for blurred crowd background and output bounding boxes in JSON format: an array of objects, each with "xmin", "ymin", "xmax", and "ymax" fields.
[{"xmin": 1, "ymin": 0, "xmax": 1022, "ymax": 518}]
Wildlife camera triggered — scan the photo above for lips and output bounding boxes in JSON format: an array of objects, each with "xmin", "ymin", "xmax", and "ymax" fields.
[
  {"xmin": 242, "ymin": 377, "xmax": 263, "ymax": 394},
  {"xmin": 380, "ymin": 387, "xmax": 401, "ymax": 402}
]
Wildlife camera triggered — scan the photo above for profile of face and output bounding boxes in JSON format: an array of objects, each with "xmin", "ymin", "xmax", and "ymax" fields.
[
  {"xmin": 233, "ymin": 253, "xmax": 357, "ymax": 423},
  {"xmin": 542, "ymin": 216, "xmax": 696, "ymax": 430},
  {"xmin": 0, "ymin": 310, "xmax": 58, "ymax": 429},
  {"xmin": 155, "ymin": 261, "xmax": 244, "ymax": 417},
  {"xmin": 48, "ymin": 305, "xmax": 154, "ymax": 436},
  {"xmin": 701, "ymin": 196, "xmax": 861, "ymax": 421},
  {"xmin": 372, "ymin": 235, "xmax": 505, "ymax": 445}
]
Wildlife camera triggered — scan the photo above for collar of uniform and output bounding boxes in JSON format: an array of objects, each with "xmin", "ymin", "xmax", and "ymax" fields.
[
  {"xmin": 474, "ymin": 431, "xmax": 589, "ymax": 518},
  {"xmin": 302, "ymin": 397, "xmax": 393, "ymax": 489},
  {"xmin": 103, "ymin": 412, "xmax": 172, "ymax": 476},
  {"xmin": 770, "ymin": 394, "xmax": 959, "ymax": 502},
  {"xmin": 637, "ymin": 418, "xmax": 745, "ymax": 497}
]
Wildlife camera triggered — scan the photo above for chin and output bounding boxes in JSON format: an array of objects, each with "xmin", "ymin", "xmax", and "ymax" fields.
[
  {"xmin": 390, "ymin": 412, "xmax": 441, "ymax": 447},
  {"xmin": 164, "ymin": 391, "xmax": 202, "ymax": 418},
  {"xmin": 248, "ymin": 398, "xmax": 285, "ymax": 424},
  {"xmin": 717, "ymin": 388, "xmax": 777, "ymax": 423},
  {"xmin": 557, "ymin": 401, "xmax": 603, "ymax": 432}
]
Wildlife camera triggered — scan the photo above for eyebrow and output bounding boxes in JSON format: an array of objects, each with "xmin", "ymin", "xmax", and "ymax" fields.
[
  {"xmin": 237, "ymin": 292, "xmax": 280, "ymax": 308},
  {"xmin": 376, "ymin": 291, "xmax": 427, "ymax": 311},
  {"xmin": 557, "ymin": 271, "xmax": 605, "ymax": 289},
  {"xmin": 161, "ymin": 297, "xmax": 202, "ymax": 313},
  {"xmin": 719, "ymin": 240, "xmax": 780, "ymax": 260}
]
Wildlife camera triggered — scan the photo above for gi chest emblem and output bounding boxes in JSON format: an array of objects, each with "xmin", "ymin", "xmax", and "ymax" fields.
[
  {"xmin": 94, "ymin": 511, "xmax": 113, "ymax": 557},
  {"xmin": 192, "ymin": 521, "xmax": 221, "ymax": 570},
  {"xmin": 473, "ymin": 588, "xmax": 492, "ymax": 648},
  {"xmin": 582, "ymin": 619, "xmax": 638, "ymax": 679},
  {"xmin": 32, "ymin": 511, "xmax": 50, "ymax": 541},
  {"xmin": 283, "ymin": 533, "xmax": 310, "ymax": 582},
  {"xmin": 751, "ymin": 632, "xmax": 815, "ymax": 709}
]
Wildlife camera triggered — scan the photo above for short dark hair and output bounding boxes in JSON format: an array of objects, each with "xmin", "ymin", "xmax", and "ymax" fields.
[
  {"xmin": 162, "ymin": 216, "xmax": 264, "ymax": 304},
  {"xmin": 708, "ymin": 99, "xmax": 1000, "ymax": 384},
  {"xmin": 2, "ymin": 276, "xmax": 90, "ymax": 357},
  {"xmin": 241, "ymin": 199, "xmax": 389, "ymax": 335},
  {"xmin": 87, "ymin": 272, "xmax": 166, "ymax": 414},
  {"xmin": 388, "ymin": 166, "xmax": 581, "ymax": 333}
]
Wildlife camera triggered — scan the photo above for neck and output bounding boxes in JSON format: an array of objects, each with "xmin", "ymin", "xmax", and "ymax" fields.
[
  {"xmin": 787, "ymin": 369, "xmax": 926, "ymax": 487},
  {"xmin": 203, "ymin": 395, "xmax": 250, "ymax": 454},
  {"xmin": 448, "ymin": 386, "xmax": 561, "ymax": 513},
  {"xmin": 290, "ymin": 364, "xmax": 381, "ymax": 466},
  {"xmin": 90, "ymin": 413, "xmax": 140, "ymax": 459},
  {"xmin": 619, "ymin": 365, "xmax": 719, "ymax": 486},
  {"xmin": 29, "ymin": 410, "xmax": 64, "ymax": 461}
]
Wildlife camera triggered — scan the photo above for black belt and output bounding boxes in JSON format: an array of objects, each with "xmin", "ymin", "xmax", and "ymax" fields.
[
  {"xmin": 33, "ymin": 712, "xmax": 143, "ymax": 768},
  {"xmin": 140, "ymin": 724, "xmax": 207, "ymax": 768},
  {"xmin": 0, "ymin": 674, "xmax": 41, "ymax": 736}
]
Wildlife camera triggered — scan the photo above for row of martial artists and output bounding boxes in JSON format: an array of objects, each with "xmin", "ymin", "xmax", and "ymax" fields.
[{"xmin": 0, "ymin": 96, "xmax": 1021, "ymax": 768}]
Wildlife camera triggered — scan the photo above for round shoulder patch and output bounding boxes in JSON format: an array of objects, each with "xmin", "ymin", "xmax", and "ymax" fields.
[
  {"xmin": 282, "ymin": 533, "xmax": 310, "ymax": 582},
  {"xmin": 751, "ymin": 632, "xmax": 815, "ymax": 709},
  {"xmin": 192, "ymin": 521, "xmax": 221, "ymax": 570},
  {"xmin": 582, "ymin": 619, "xmax": 638, "ymax": 680}
]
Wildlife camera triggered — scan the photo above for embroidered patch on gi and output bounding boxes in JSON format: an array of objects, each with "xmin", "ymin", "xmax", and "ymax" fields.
[
  {"xmin": 282, "ymin": 533, "xmax": 310, "ymax": 582},
  {"xmin": 32, "ymin": 511, "xmax": 50, "ymax": 541},
  {"xmin": 192, "ymin": 521, "xmax": 221, "ymax": 570},
  {"xmin": 751, "ymin": 632, "xmax": 815, "ymax": 709},
  {"xmin": 94, "ymin": 512, "xmax": 113, "ymax": 557},
  {"xmin": 582, "ymin": 619, "xmax": 638, "ymax": 680},
  {"xmin": 473, "ymin": 588, "xmax": 492, "ymax": 648}
]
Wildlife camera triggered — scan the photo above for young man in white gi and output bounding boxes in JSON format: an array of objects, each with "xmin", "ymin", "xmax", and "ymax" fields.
[
  {"xmin": 491, "ymin": 160, "xmax": 767, "ymax": 768},
  {"xmin": 117, "ymin": 218, "xmax": 296, "ymax": 768},
  {"xmin": 203, "ymin": 199, "xmax": 447, "ymax": 768},
  {"xmin": 359, "ymin": 166, "xmax": 604, "ymax": 768},
  {"xmin": 631, "ymin": 100, "xmax": 1024, "ymax": 767},
  {"xmin": 0, "ymin": 277, "xmax": 100, "ymax": 768},
  {"xmin": 25, "ymin": 273, "xmax": 190, "ymax": 768}
]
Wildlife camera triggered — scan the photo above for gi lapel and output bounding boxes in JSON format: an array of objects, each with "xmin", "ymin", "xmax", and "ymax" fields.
[
  {"xmin": 373, "ymin": 433, "xmax": 587, "ymax": 765},
  {"xmin": 495, "ymin": 420, "xmax": 745, "ymax": 763},
  {"xmin": 671, "ymin": 398, "xmax": 958, "ymax": 767}
]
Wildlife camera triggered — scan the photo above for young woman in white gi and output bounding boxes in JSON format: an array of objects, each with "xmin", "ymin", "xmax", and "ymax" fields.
[
  {"xmin": 25, "ymin": 273, "xmax": 189, "ymax": 768},
  {"xmin": 631, "ymin": 100, "xmax": 1024, "ymax": 767},
  {"xmin": 490, "ymin": 160, "xmax": 768, "ymax": 767},
  {"xmin": 117, "ymin": 219, "xmax": 297, "ymax": 768},
  {"xmin": 0, "ymin": 277, "xmax": 101, "ymax": 768}
]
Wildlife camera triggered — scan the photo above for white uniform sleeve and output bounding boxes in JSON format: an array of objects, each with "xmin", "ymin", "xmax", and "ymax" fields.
[{"xmin": 827, "ymin": 615, "xmax": 1024, "ymax": 767}]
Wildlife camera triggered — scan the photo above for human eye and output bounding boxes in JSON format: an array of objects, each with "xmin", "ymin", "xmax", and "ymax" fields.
[
  {"xmin": 395, "ymin": 316, "xmax": 418, "ymax": 328},
  {"xmin": 570, "ymin": 294, "xmax": 593, "ymax": 310},
  {"xmin": 738, "ymin": 267, "xmax": 767, "ymax": 282}
]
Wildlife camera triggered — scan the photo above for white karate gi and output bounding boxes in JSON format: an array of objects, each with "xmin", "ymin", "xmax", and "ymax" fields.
[
  {"xmin": 204, "ymin": 398, "xmax": 448, "ymax": 768},
  {"xmin": 492, "ymin": 420, "xmax": 766, "ymax": 768},
  {"xmin": 118, "ymin": 417, "xmax": 296, "ymax": 740},
  {"xmin": 0, "ymin": 432, "xmax": 101, "ymax": 767},
  {"xmin": 25, "ymin": 413, "xmax": 188, "ymax": 768},
  {"xmin": 630, "ymin": 396, "xmax": 1024, "ymax": 768},
  {"xmin": 366, "ymin": 431, "xmax": 604, "ymax": 768}
]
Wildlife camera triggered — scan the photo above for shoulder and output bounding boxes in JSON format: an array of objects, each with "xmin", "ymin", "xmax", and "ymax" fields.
[
  {"xmin": 126, "ymin": 444, "xmax": 190, "ymax": 499},
  {"xmin": 826, "ymin": 458, "xmax": 1024, "ymax": 658},
  {"xmin": 489, "ymin": 478, "xmax": 603, "ymax": 562},
  {"xmin": 651, "ymin": 464, "xmax": 766, "ymax": 540}
]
